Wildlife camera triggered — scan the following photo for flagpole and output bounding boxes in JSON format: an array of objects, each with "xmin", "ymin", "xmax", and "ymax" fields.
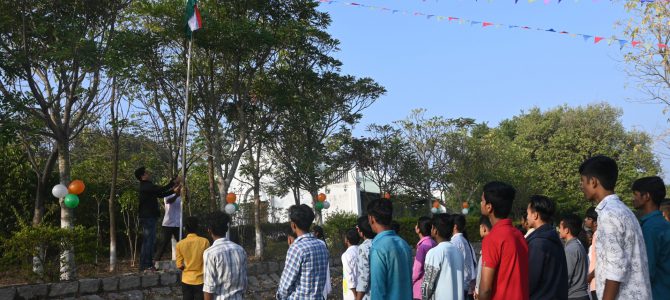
[{"xmin": 180, "ymin": 33, "xmax": 193, "ymax": 242}]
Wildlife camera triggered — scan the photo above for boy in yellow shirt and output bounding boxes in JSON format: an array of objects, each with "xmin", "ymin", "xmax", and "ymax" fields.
[{"xmin": 176, "ymin": 216, "xmax": 210, "ymax": 300}]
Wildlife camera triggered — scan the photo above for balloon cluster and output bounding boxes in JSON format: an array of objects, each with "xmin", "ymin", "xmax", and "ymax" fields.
[
  {"xmin": 224, "ymin": 193, "xmax": 239, "ymax": 215},
  {"xmin": 430, "ymin": 200, "xmax": 445, "ymax": 214},
  {"xmin": 52, "ymin": 180, "xmax": 86, "ymax": 208},
  {"xmin": 315, "ymin": 193, "xmax": 330, "ymax": 211}
]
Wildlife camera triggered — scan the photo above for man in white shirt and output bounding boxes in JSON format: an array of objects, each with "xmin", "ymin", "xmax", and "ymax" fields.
[
  {"xmin": 342, "ymin": 228, "xmax": 360, "ymax": 300},
  {"xmin": 578, "ymin": 155, "xmax": 651, "ymax": 300},
  {"xmin": 155, "ymin": 185, "xmax": 182, "ymax": 262},
  {"xmin": 355, "ymin": 215, "xmax": 375, "ymax": 300},
  {"xmin": 450, "ymin": 214, "xmax": 477, "ymax": 299},
  {"xmin": 203, "ymin": 211, "xmax": 247, "ymax": 300},
  {"xmin": 421, "ymin": 213, "xmax": 464, "ymax": 300}
]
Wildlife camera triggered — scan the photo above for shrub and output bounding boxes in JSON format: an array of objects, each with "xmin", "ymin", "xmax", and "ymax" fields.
[
  {"xmin": 322, "ymin": 211, "xmax": 358, "ymax": 254},
  {"xmin": 395, "ymin": 217, "xmax": 420, "ymax": 247}
]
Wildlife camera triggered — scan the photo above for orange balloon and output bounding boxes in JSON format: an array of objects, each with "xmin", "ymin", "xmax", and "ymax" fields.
[
  {"xmin": 226, "ymin": 193, "xmax": 236, "ymax": 204},
  {"xmin": 433, "ymin": 201, "xmax": 440, "ymax": 209},
  {"xmin": 383, "ymin": 192, "xmax": 391, "ymax": 199},
  {"xmin": 317, "ymin": 193, "xmax": 327, "ymax": 202},
  {"xmin": 462, "ymin": 202, "xmax": 470, "ymax": 209},
  {"xmin": 68, "ymin": 180, "xmax": 85, "ymax": 195}
]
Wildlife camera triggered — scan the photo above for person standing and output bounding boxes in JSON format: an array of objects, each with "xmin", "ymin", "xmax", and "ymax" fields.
[
  {"xmin": 134, "ymin": 166, "xmax": 176, "ymax": 272},
  {"xmin": 176, "ymin": 217, "xmax": 210, "ymax": 300},
  {"xmin": 451, "ymin": 214, "xmax": 477, "ymax": 299},
  {"xmin": 202, "ymin": 211, "xmax": 247, "ymax": 300},
  {"xmin": 312, "ymin": 225, "xmax": 332, "ymax": 299},
  {"xmin": 342, "ymin": 229, "xmax": 360, "ymax": 300},
  {"xmin": 583, "ymin": 207, "xmax": 598, "ymax": 300},
  {"xmin": 632, "ymin": 176, "xmax": 670, "ymax": 300},
  {"xmin": 578, "ymin": 155, "xmax": 650, "ymax": 300},
  {"xmin": 525, "ymin": 195, "xmax": 568, "ymax": 300},
  {"xmin": 412, "ymin": 216, "xmax": 437, "ymax": 300},
  {"xmin": 559, "ymin": 214, "xmax": 589, "ymax": 300},
  {"xmin": 355, "ymin": 215, "xmax": 376, "ymax": 300},
  {"xmin": 478, "ymin": 181, "xmax": 528, "ymax": 300},
  {"xmin": 421, "ymin": 213, "xmax": 464, "ymax": 300},
  {"xmin": 277, "ymin": 204, "xmax": 329, "ymax": 299},
  {"xmin": 474, "ymin": 215, "xmax": 492, "ymax": 300},
  {"xmin": 367, "ymin": 199, "xmax": 413, "ymax": 300},
  {"xmin": 155, "ymin": 185, "xmax": 183, "ymax": 262}
]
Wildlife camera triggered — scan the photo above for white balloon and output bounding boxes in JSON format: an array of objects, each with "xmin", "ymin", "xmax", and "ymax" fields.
[
  {"xmin": 430, "ymin": 207, "xmax": 439, "ymax": 214},
  {"xmin": 52, "ymin": 184, "xmax": 68, "ymax": 198},
  {"xmin": 224, "ymin": 203, "xmax": 236, "ymax": 214},
  {"xmin": 322, "ymin": 201, "xmax": 331, "ymax": 209},
  {"xmin": 462, "ymin": 208, "xmax": 469, "ymax": 215}
]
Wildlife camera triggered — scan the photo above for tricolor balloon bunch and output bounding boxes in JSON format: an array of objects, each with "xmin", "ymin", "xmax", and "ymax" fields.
[
  {"xmin": 52, "ymin": 180, "xmax": 86, "ymax": 208},
  {"xmin": 224, "ymin": 193, "xmax": 240, "ymax": 214},
  {"xmin": 430, "ymin": 200, "xmax": 446, "ymax": 214},
  {"xmin": 314, "ymin": 193, "xmax": 330, "ymax": 211}
]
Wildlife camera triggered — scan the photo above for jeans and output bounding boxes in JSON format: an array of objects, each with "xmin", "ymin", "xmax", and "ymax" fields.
[
  {"xmin": 140, "ymin": 217, "xmax": 157, "ymax": 270},
  {"xmin": 155, "ymin": 226, "xmax": 180, "ymax": 261},
  {"xmin": 182, "ymin": 282, "xmax": 204, "ymax": 300}
]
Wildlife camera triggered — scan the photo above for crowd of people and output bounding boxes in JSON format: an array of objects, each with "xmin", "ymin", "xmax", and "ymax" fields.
[{"xmin": 135, "ymin": 154, "xmax": 670, "ymax": 300}]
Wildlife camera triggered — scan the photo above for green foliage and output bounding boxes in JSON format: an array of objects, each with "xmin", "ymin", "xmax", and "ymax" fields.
[
  {"xmin": 322, "ymin": 211, "xmax": 358, "ymax": 254},
  {"xmin": 395, "ymin": 217, "xmax": 420, "ymax": 247},
  {"xmin": 464, "ymin": 215, "xmax": 483, "ymax": 243},
  {"xmin": 1, "ymin": 223, "xmax": 99, "ymax": 282}
]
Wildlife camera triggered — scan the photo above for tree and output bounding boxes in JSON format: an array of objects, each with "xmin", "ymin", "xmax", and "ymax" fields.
[{"xmin": 0, "ymin": 0, "xmax": 128, "ymax": 279}]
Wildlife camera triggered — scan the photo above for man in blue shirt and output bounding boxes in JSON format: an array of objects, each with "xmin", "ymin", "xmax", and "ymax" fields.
[
  {"xmin": 632, "ymin": 176, "xmax": 670, "ymax": 300},
  {"xmin": 367, "ymin": 199, "xmax": 413, "ymax": 300}
]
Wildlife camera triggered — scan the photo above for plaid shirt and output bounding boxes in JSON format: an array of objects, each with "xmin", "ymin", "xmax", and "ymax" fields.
[
  {"xmin": 203, "ymin": 238, "xmax": 248, "ymax": 300},
  {"xmin": 277, "ymin": 233, "xmax": 330, "ymax": 300}
]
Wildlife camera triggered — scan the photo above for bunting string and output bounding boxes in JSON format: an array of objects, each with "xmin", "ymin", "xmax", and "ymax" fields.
[{"xmin": 319, "ymin": 0, "xmax": 668, "ymax": 50}]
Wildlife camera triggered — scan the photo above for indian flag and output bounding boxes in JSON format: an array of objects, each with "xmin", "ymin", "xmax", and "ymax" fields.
[{"xmin": 186, "ymin": 0, "xmax": 202, "ymax": 32}]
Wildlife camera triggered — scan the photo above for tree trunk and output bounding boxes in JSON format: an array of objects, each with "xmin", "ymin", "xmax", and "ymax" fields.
[
  {"xmin": 252, "ymin": 145, "xmax": 263, "ymax": 259},
  {"xmin": 206, "ymin": 138, "xmax": 217, "ymax": 212},
  {"xmin": 57, "ymin": 139, "xmax": 76, "ymax": 280},
  {"xmin": 32, "ymin": 148, "xmax": 57, "ymax": 276},
  {"xmin": 108, "ymin": 80, "xmax": 120, "ymax": 272}
]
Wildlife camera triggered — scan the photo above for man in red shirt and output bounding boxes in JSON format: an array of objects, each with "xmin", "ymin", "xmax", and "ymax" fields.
[{"xmin": 478, "ymin": 181, "xmax": 529, "ymax": 300}]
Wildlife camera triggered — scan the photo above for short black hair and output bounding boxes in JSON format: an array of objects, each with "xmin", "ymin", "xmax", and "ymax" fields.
[
  {"xmin": 479, "ymin": 214, "xmax": 492, "ymax": 230},
  {"xmin": 357, "ymin": 215, "xmax": 376, "ymax": 239},
  {"xmin": 345, "ymin": 228, "xmax": 360, "ymax": 245},
  {"xmin": 367, "ymin": 199, "xmax": 393, "ymax": 226},
  {"xmin": 207, "ymin": 211, "xmax": 230, "ymax": 237},
  {"xmin": 579, "ymin": 155, "xmax": 618, "ymax": 191},
  {"xmin": 560, "ymin": 213, "xmax": 583, "ymax": 237},
  {"xmin": 184, "ymin": 216, "xmax": 199, "ymax": 234},
  {"xmin": 585, "ymin": 206, "xmax": 598, "ymax": 222},
  {"xmin": 431, "ymin": 214, "xmax": 454, "ymax": 239},
  {"xmin": 134, "ymin": 166, "xmax": 146, "ymax": 181},
  {"xmin": 312, "ymin": 225, "xmax": 325, "ymax": 240},
  {"xmin": 632, "ymin": 176, "xmax": 667, "ymax": 206},
  {"xmin": 288, "ymin": 204, "xmax": 314, "ymax": 232},
  {"xmin": 483, "ymin": 181, "xmax": 516, "ymax": 219},
  {"xmin": 287, "ymin": 230, "xmax": 297, "ymax": 239},
  {"xmin": 453, "ymin": 214, "xmax": 467, "ymax": 233},
  {"xmin": 528, "ymin": 195, "xmax": 556, "ymax": 223},
  {"xmin": 417, "ymin": 216, "xmax": 432, "ymax": 236}
]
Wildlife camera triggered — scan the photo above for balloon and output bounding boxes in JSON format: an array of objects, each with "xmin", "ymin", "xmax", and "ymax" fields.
[
  {"xmin": 226, "ymin": 193, "xmax": 236, "ymax": 204},
  {"xmin": 462, "ymin": 202, "xmax": 470, "ymax": 209},
  {"xmin": 462, "ymin": 208, "xmax": 469, "ymax": 215},
  {"xmin": 432, "ymin": 201, "xmax": 440, "ymax": 209},
  {"xmin": 224, "ymin": 203, "xmax": 236, "ymax": 214},
  {"xmin": 322, "ymin": 201, "xmax": 330, "ymax": 209},
  {"xmin": 383, "ymin": 192, "xmax": 391, "ymax": 200},
  {"xmin": 52, "ymin": 184, "xmax": 69, "ymax": 198},
  {"xmin": 68, "ymin": 180, "xmax": 85, "ymax": 195},
  {"xmin": 315, "ymin": 201, "xmax": 324, "ymax": 210},
  {"xmin": 233, "ymin": 203, "xmax": 239, "ymax": 211},
  {"xmin": 317, "ymin": 193, "xmax": 327, "ymax": 202},
  {"xmin": 64, "ymin": 194, "xmax": 79, "ymax": 208},
  {"xmin": 430, "ymin": 207, "xmax": 439, "ymax": 214}
]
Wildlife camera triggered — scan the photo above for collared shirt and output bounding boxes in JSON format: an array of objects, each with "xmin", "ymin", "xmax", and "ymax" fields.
[
  {"xmin": 176, "ymin": 233, "xmax": 210, "ymax": 285},
  {"xmin": 203, "ymin": 238, "xmax": 247, "ymax": 299},
  {"xmin": 640, "ymin": 210, "xmax": 670, "ymax": 300},
  {"xmin": 450, "ymin": 233, "xmax": 477, "ymax": 293},
  {"xmin": 412, "ymin": 236, "xmax": 437, "ymax": 299},
  {"xmin": 481, "ymin": 218, "xmax": 529, "ymax": 300},
  {"xmin": 524, "ymin": 228, "xmax": 535, "ymax": 239},
  {"xmin": 421, "ymin": 241, "xmax": 464, "ymax": 300},
  {"xmin": 277, "ymin": 233, "xmax": 330, "ymax": 300},
  {"xmin": 162, "ymin": 194, "xmax": 181, "ymax": 227},
  {"xmin": 588, "ymin": 230, "xmax": 597, "ymax": 292},
  {"xmin": 564, "ymin": 238, "xmax": 588, "ymax": 299},
  {"xmin": 369, "ymin": 230, "xmax": 413, "ymax": 300},
  {"xmin": 355, "ymin": 238, "xmax": 373, "ymax": 299},
  {"xmin": 594, "ymin": 194, "xmax": 651, "ymax": 300},
  {"xmin": 342, "ymin": 245, "xmax": 359, "ymax": 300}
]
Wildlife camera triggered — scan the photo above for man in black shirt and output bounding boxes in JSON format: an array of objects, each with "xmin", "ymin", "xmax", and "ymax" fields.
[{"xmin": 135, "ymin": 166, "xmax": 176, "ymax": 272}]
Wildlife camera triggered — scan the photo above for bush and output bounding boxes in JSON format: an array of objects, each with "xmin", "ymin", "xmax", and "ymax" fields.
[
  {"xmin": 322, "ymin": 211, "xmax": 358, "ymax": 254},
  {"xmin": 465, "ymin": 214, "xmax": 483, "ymax": 242},
  {"xmin": 395, "ymin": 217, "xmax": 420, "ymax": 247},
  {"xmin": 1, "ymin": 223, "xmax": 99, "ymax": 282}
]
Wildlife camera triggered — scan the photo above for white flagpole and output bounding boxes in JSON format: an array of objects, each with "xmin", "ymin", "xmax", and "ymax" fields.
[{"xmin": 180, "ymin": 33, "xmax": 193, "ymax": 242}]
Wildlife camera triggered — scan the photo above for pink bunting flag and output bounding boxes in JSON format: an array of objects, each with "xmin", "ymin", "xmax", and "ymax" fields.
[
  {"xmin": 483, "ymin": 22, "xmax": 494, "ymax": 27},
  {"xmin": 448, "ymin": 17, "xmax": 459, "ymax": 21},
  {"xmin": 594, "ymin": 36, "xmax": 604, "ymax": 44},
  {"xmin": 659, "ymin": 43, "xmax": 668, "ymax": 49},
  {"xmin": 631, "ymin": 41, "xmax": 641, "ymax": 47}
]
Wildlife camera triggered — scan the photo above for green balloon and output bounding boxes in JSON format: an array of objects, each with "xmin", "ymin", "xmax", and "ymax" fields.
[
  {"xmin": 64, "ymin": 194, "xmax": 79, "ymax": 208},
  {"xmin": 233, "ymin": 203, "xmax": 239, "ymax": 211},
  {"xmin": 315, "ymin": 201, "xmax": 324, "ymax": 210}
]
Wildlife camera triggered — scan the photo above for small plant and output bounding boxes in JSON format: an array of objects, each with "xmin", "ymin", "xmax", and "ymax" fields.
[{"xmin": 322, "ymin": 210, "xmax": 358, "ymax": 254}]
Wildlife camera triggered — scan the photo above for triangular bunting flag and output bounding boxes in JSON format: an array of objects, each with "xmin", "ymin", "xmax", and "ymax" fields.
[
  {"xmin": 427, "ymin": 15, "xmax": 434, "ymax": 19},
  {"xmin": 448, "ymin": 17, "xmax": 459, "ymax": 21},
  {"xmin": 509, "ymin": 25, "xmax": 519, "ymax": 29},
  {"xmin": 618, "ymin": 40, "xmax": 628, "ymax": 49},
  {"xmin": 644, "ymin": 43, "xmax": 652, "ymax": 50},
  {"xmin": 471, "ymin": 21, "xmax": 481, "ymax": 26},
  {"xmin": 583, "ymin": 35, "xmax": 592, "ymax": 42},
  {"xmin": 594, "ymin": 36, "xmax": 604, "ymax": 43},
  {"xmin": 546, "ymin": 29, "xmax": 556, "ymax": 32},
  {"xmin": 483, "ymin": 22, "xmax": 494, "ymax": 27},
  {"xmin": 659, "ymin": 43, "xmax": 668, "ymax": 49},
  {"xmin": 631, "ymin": 41, "xmax": 641, "ymax": 47}
]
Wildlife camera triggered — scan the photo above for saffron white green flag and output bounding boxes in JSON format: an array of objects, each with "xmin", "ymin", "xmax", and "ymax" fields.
[{"xmin": 186, "ymin": 0, "xmax": 202, "ymax": 32}]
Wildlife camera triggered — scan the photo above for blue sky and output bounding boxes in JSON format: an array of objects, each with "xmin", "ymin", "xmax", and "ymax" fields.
[{"xmin": 317, "ymin": 0, "xmax": 669, "ymax": 178}]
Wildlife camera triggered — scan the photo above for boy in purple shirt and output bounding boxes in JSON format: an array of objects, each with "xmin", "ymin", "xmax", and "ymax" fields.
[{"xmin": 412, "ymin": 216, "xmax": 437, "ymax": 299}]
